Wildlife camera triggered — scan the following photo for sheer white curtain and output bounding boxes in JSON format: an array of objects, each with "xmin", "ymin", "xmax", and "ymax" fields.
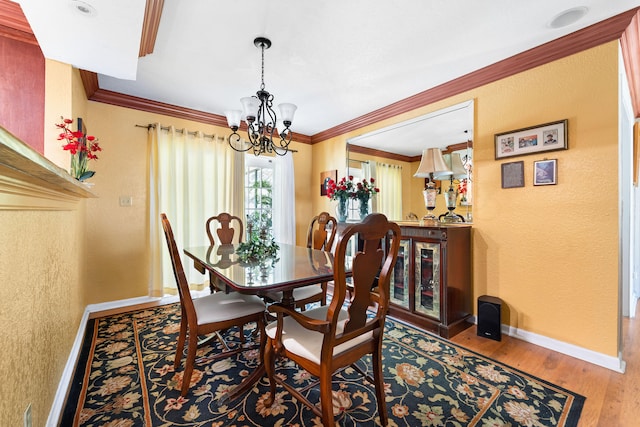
[
  {"xmin": 149, "ymin": 125, "xmax": 242, "ymax": 296},
  {"xmin": 375, "ymin": 161, "xmax": 403, "ymax": 220},
  {"xmin": 272, "ymin": 154, "xmax": 296, "ymax": 244}
]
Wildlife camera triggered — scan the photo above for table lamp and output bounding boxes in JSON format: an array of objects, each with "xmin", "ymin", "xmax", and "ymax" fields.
[
  {"xmin": 436, "ymin": 153, "xmax": 467, "ymax": 222},
  {"xmin": 413, "ymin": 148, "xmax": 452, "ymax": 223}
]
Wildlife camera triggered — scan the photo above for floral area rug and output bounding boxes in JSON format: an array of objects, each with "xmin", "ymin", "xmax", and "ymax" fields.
[{"xmin": 60, "ymin": 303, "xmax": 584, "ymax": 426}]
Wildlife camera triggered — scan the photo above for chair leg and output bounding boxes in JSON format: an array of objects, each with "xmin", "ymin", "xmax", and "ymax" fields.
[
  {"xmin": 174, "ymin": 316, "xmax": 187, "ymax": 369},
  {"xmin": 181, "ymin": 333, "xmax": 199, "ymax": 396},
  {"xmin": 372, "ymin": 345, "xmax": 388, "ymax": 426},
  {"xmin": 263, "ymin": 336, "xmax": 277, "ymax": 407},
  {"xmin": 319, "ymin": 367, "xmax": 335, "ymax": 427}
]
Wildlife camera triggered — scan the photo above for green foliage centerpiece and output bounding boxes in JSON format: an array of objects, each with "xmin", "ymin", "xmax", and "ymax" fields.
[{"xmin": 236, "ymin": 223, "xmax": 279, "ymax": 266}]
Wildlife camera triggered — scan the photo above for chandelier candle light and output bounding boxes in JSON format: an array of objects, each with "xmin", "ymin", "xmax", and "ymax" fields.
[
  {"xmin": 413, "ymin": 148, "xmax": 451, "ymax": 224},
  {"xmin": 225, "ymin": 37, "xmax": 297, "ymax": 156}
]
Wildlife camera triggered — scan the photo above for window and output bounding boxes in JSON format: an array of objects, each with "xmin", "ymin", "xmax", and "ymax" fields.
[
  {"xmin": 347, "ymin": 167, "xmax": 364, "ymax": 221},
  {"xmin": 245, "ymin": 156, "xmax": 274, "ymax": 237}
]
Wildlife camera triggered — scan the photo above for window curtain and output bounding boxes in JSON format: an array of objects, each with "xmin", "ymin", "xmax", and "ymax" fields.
[
  {"xmin": 149, "ymin": 125, "xmax": 242, "ymax": 296},
  {"xmin": 375, "ymin": 161, "xmax": 403, "ymax": 221},
  {"xmin": 272, "ymin": 153, "xmax": 296, "ymax": 244}
]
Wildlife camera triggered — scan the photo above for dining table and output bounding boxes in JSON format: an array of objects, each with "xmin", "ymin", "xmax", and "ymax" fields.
[{"xmin": 182, "ymin": 242, "xmax": 342, "ymax": 402}]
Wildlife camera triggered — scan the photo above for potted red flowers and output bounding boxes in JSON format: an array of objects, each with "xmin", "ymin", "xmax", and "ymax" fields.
[
  {"xmin": 326, "ymin": 176, "xmax": 355, "ymax": 222},
  {"xmin": 325, "ymin": 176, "xmax": 379, "ymax": 221},
  {"xmin": 56, "ymin": 117, "xmax": 102, "ymax": 181}
]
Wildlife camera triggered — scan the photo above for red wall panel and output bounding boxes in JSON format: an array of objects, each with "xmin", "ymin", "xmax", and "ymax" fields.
[{"xmin": 0, "ymin": 33, "xmax": 45, "ymax": 153}]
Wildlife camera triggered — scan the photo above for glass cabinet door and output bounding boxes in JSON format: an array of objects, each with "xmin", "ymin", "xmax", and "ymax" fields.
[
  {"xmin": 414, "ymin": 241, "xmax": 440, "ymax": 319},
  {"xmin": 389, "ymin": 238, "xmax": 411, "ymax": 308}
]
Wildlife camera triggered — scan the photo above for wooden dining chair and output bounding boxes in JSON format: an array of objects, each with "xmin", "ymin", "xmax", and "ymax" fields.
[
  {"xmin": 205, "ymin": 212, "xmax": 244, "ymax": 293},
  {"xmin": 161, "ymin": 213, "xmax": 266, "ymax": 397},
  {"xmin": 263, "ymin": 213, "xmax": 401, "ymax": 426},
  {"xmin": 265, "ymin": 211, "xmax": 337, "ymax": 310}
]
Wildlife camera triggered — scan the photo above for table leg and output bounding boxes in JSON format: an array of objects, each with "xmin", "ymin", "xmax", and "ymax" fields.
[{"xmin": 218, "ymin": 312, "xmax": 268, "ymax": 405}]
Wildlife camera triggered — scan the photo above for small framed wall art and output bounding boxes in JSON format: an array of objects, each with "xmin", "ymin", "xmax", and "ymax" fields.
[
  {"xmin": 495, "ymin": 119, "xmax": 568, "ymax": 159},
  {"xmin": 533, "ymin": 159, "xmax": 557, "ymax": 186},
  {"xmin": 320, "ymin": 170, "xmax": 337, "ymax": 196},
  {"xmin": 501, "ymin": 161, "xmax": 525, "ymax": 189}
]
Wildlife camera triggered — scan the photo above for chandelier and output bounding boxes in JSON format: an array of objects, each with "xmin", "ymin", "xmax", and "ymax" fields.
[{"xmin": 225, "ymin": 37, "xmax": 297, "ymax": 156}]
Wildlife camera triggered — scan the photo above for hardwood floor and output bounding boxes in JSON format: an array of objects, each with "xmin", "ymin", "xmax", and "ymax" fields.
[{"xmin": 448, "ymin": 307, "xmax": 640, "ymax": 427}]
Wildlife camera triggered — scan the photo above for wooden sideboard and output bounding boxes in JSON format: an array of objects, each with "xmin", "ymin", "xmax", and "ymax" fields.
[{"xmin": 388, "ymin": 222, "xmax": 472, "ymax": 338}]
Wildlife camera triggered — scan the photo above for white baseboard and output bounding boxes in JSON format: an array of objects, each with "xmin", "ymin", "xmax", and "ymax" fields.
[
  {"xmin": 469, "ymin": 316, "xmax": 626, "ymax": 374},
  {"xmin": 46, "ymin": 295, "xmax": 179, "ymax": 427}
]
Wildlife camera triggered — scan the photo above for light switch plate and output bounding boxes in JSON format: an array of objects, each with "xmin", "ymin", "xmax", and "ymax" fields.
[{"xmin": 119, "ymin": 196, "xmax": 133, "ymax": 207}]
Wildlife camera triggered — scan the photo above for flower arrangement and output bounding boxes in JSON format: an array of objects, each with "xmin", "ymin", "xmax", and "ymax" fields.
[
  {"xmin": 458, "ymin": 178, "xmax": 468, "ymax": 202},
  {"xmin": 56, "ymin": 117, "xmax": 102, "ymax": 181},
  {"xmin": 326, "ymin": 175, "xmax": 379, "ymax": 221},
  {"xmin": 325, "ymin": 176, "xmax": 356, "ymax": 202},
  {"xmin": 354, "ymin": 177, "xmax": 379, "ymax": 204}
]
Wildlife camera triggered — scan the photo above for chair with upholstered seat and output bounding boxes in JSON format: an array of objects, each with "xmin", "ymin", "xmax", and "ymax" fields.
[
  {"xmin": 161, "ymin": 213, "xmax": 266, "ymax": 397},
  {"xmin": 263, "ymin": 213, "xmax": 401, "ymax": 426},
  {"xmin": 205, "ymin": 212, "xmax": 244, "ymax": 293},
  {"xmin": 265, "ymin": 211, "xmax": 337, "ymax": 310}
]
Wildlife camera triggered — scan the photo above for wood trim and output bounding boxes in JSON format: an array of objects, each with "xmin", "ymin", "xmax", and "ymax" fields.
[
  {"xmin": 347, "ymin": 144, "xmax": 419, "ymax": 163},
  {"xmin": 80, "ymin": 70, "xmax": 99, "ymax": 99},
  {"xmin": 0, "ymin": 0, "xmax": 36, "ymax": 44},
  {"xmin": 87, "ymin": 88, "xmax": 313, "ymax": 144},
  {"xmin": 311, "ymin": 7, "xmax": 640, "ymax": 143},
  {"xmin": 139, "ymin": 0, "xmax": 164, "ymax": 57},
  {"xmin": 621, "ymin": 11, "xmax": 640, "ymax": 118},
  {"xmin": 443, "ymin": 141, "xmax": 473, "ymax": 154}
]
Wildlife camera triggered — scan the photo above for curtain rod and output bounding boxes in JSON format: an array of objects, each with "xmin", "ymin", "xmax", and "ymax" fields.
[
  {"xmin": 349, "ymin": 159, "xmax": 369, "ymax": 164},
  {"xmin": 135, "ymin": 123, "xmax": 299, "ymax": 153},
  {"xmin": 135, "ymin": 124, "xmax": 224, "ymax": 140}
]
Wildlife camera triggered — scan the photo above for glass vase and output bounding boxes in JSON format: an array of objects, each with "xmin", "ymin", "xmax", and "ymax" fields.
[
  {"xmin": 335, "ymin": 198, "xmax": 348, "ymax": 222},
  {"xmin": 359, "ymin": 198, "xmax": 369, "ymax": 220}
]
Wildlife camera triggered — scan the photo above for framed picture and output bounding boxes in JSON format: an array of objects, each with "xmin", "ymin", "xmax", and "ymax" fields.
[
  {"xmin": 320, "ymin": 170, "xmax": 337, "ymax": 196},
  {"xmin": 501, "ymin": 161, "xmax": 525, "ymax": 188},
  {"xmin": 533, "ymin": 159, "xmax": 557, "ymax": 186},
  {"xmin": 495, "ymin": 119, "xmax": 568, "ymax": 159}
]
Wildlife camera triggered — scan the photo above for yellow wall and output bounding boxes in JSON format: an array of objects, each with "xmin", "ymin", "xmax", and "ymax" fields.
[
  {"xmin": 312, "ymin": 42, "xmax": 620, "ymax": 356},
  {"xmin": 0, "ymin": 62, "xmax": 88, "ymax": 427},
  {"xmin": 473, "ymin": 43, "xmax": 618, "ymax": 355},
  {"xmin": 80, "ymin": 100, "xmax": 316, "ymax": 303}
]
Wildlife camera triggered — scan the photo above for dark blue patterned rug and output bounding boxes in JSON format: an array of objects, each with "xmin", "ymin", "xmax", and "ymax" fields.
[{"xmin": 60, "ymin": 303, "xmax": 584, "ymax": 426}]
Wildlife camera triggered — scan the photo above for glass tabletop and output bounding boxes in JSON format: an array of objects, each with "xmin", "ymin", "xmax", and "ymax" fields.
[{"xmin": 184, "ymin": 243, "xmax": 336, "ymax": 293}]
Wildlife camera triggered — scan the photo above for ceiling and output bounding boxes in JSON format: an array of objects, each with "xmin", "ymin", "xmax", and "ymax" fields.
[{"xmin": 16, "ymin": 0, "xmax": 640, "ymax": 156}]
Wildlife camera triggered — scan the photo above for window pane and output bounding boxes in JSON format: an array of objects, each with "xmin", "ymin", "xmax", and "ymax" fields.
[{"xmin": 245, "ymin": 156, "xmax": 274, "ymax": 237}]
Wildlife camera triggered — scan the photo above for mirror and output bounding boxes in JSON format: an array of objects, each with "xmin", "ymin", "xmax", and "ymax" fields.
[{"xmin": 346, "ymin": 100, "xmax": 473, "ymax": 223}]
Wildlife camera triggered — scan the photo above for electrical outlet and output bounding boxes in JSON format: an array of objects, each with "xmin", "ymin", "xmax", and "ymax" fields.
[
  {"xmin": 24, "ymin": 403, "xmax": 32, "ymax": 427},
  {"xmin": 119, "ymin": 196, "xmax": 133, "ymax": 207}
]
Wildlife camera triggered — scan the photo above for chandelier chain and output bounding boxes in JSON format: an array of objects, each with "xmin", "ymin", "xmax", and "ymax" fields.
[{"xmin": 260, "ymin": 42, "xmax": 266, "ymax": 91}]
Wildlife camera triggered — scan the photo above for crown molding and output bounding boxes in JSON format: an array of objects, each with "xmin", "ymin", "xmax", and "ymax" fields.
[
  {"xmin": 139, "ymin": 0, "xmax": 164, "ymax": 57},
  {"xmin": 312, "ymin": 7, "xmax": 640, "ymax": 143},
  {"xmin": 4, "ymin": 1, "xmax": 639, "ymax": 134},
  {"xmin": 621, "ymin": 10, "xmax": 640, "ymax": 117},
  {"xmin": 0, "ymin": 0, "xmax": 36, "ymax": 44},
  {"xmin": 347, "ymin": 144, "xmax": 419, "ymax": 163}
]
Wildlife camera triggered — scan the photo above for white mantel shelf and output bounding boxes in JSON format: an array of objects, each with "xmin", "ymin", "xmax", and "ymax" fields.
[{"xmin": 0, "ymin": 126, "xmax": 96, "ymax": 210}]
